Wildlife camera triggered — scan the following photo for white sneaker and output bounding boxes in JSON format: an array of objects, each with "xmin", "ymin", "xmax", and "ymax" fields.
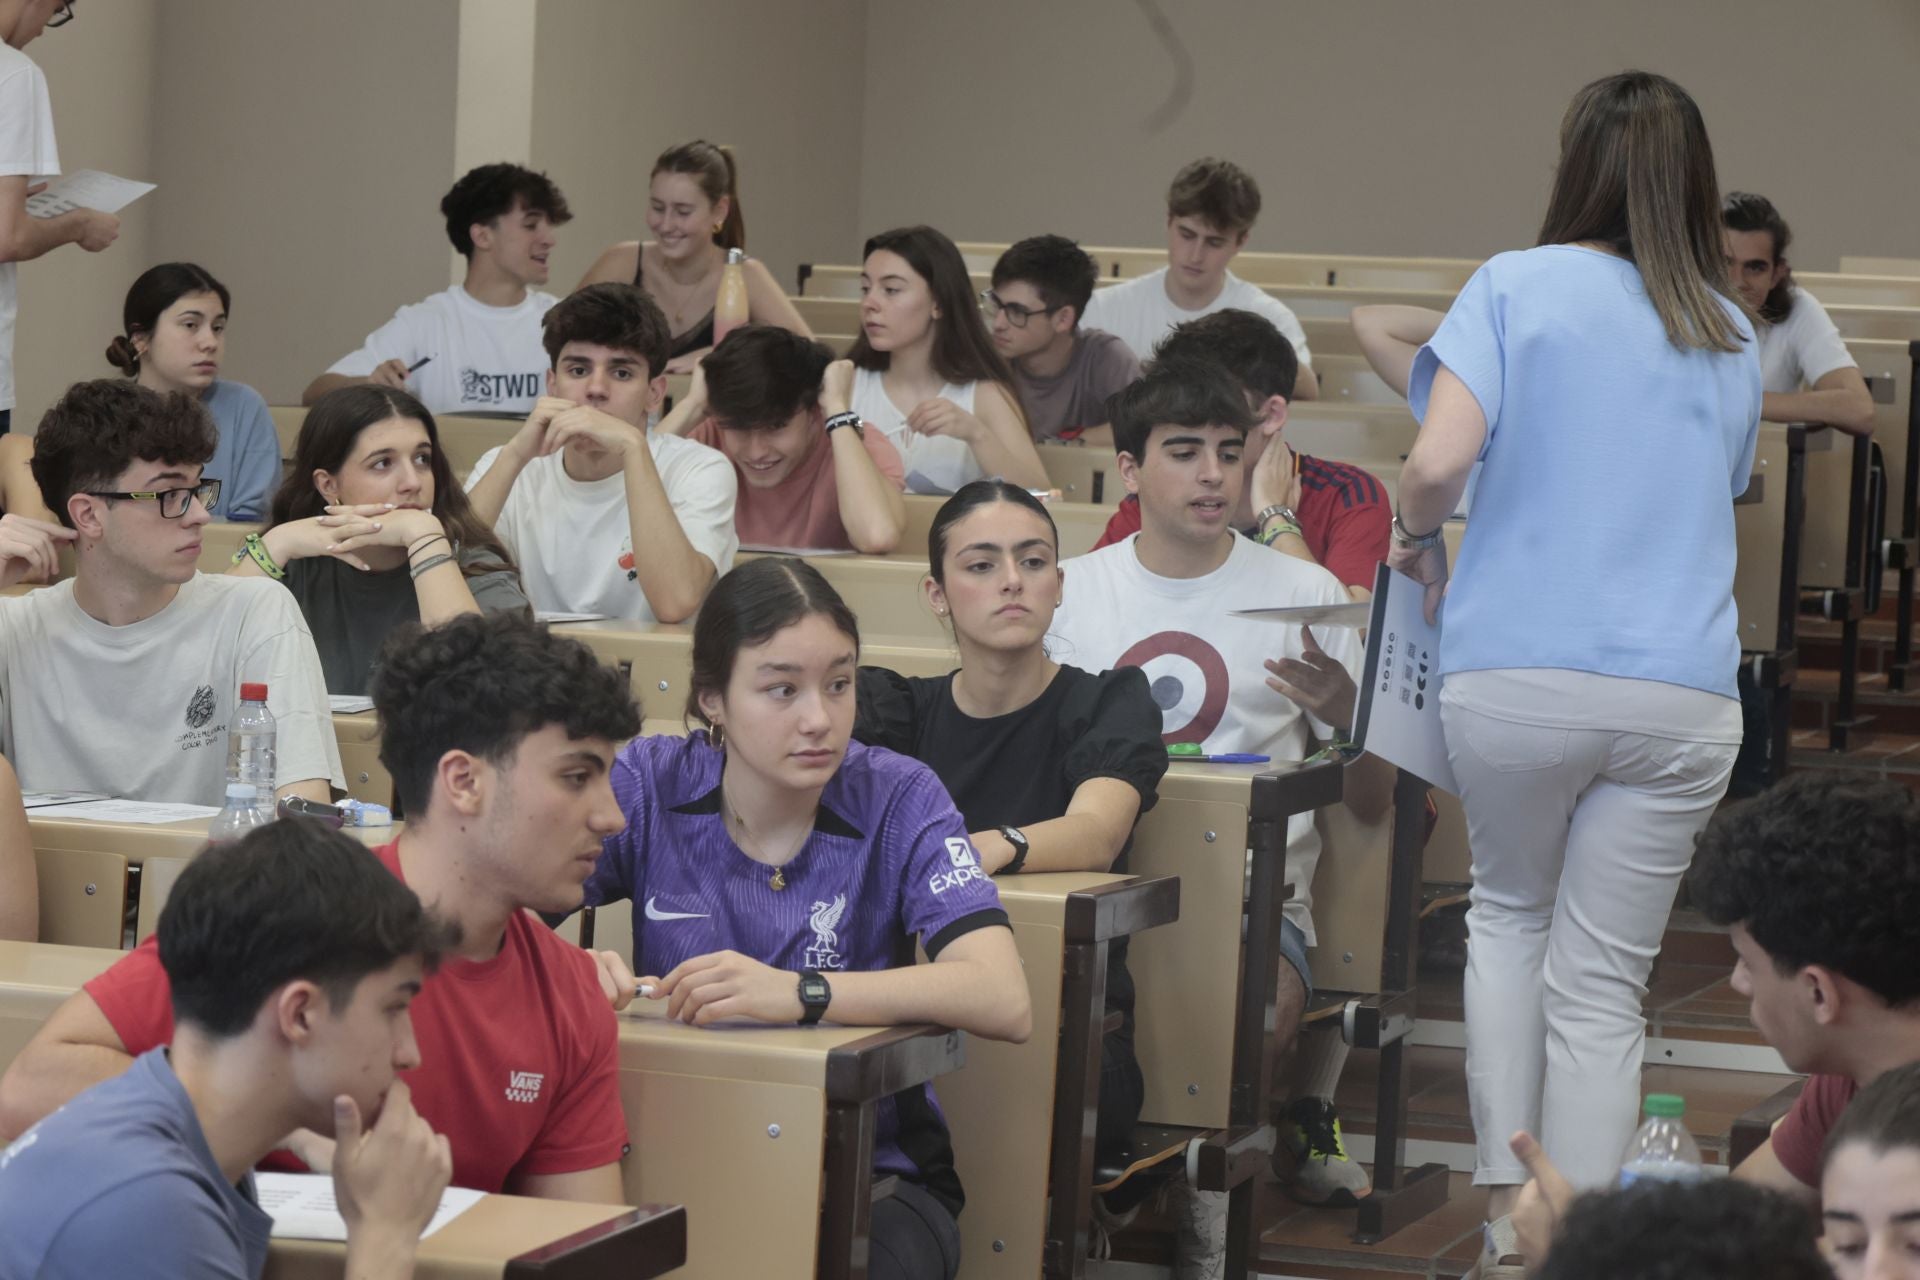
[{"xmin": 1167, "ymin": 1178, "xmax": 1226, "ymax": 1280}]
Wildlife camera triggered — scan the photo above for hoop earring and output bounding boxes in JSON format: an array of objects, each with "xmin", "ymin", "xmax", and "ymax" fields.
[{"xmin": 710, "ymin": 722, "xmax": 726, "ymax": 750}]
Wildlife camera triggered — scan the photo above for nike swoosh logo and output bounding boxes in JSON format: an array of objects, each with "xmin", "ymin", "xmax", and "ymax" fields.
[{"xmin": 645, "ymin": 896, "xmax": 711, "ymax": 922}]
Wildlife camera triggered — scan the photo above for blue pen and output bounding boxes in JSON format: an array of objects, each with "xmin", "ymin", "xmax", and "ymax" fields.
[{"xmin": 1168, "ymin": 749, "xmax": 1271, "ymax": 764}]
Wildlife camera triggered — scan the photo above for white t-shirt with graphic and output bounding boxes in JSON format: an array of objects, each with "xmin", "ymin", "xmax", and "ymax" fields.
[
  {"xmin": 0, "ymin": 43, "xmax": 59, "ymax": 412},
  {"xmin": 1758, "ymin": 288, "xmax": 1857, "ymax": 396},
  {"xmin": 0, "ymin": 575, "xmax": 345, "ymax": 805},
  {"xmin": 327, "ymin": 285, "xmax": 557, "ymax": 415},
  {"xmin": 1047, "ymin": 533, "xmax": 1359, "ymax": 943},
  {"xmin": 1081, "ymin": 268, "xmax": 1315, "ymax": 369},
  {"xmin": 850, "ymin": 366, "xmax": 985, "ymax": 496},
  {"xmin": 466, "ymin": 432, "xmax": 738, "ymax": 620}
]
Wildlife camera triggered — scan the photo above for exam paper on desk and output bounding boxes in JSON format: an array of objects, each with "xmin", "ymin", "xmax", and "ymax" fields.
[{"xmin": 255, "ymin": 1172, "xmax": 484, "ymax": 1242}]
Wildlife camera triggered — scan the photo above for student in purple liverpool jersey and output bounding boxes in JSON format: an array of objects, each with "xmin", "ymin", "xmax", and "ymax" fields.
[{"xmin": 583, "ymin": 556, "xmax": 1032, "ymax": 1280}]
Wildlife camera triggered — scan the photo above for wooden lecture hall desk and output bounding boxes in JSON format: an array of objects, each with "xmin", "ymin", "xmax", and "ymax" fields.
[
  {"xmin": 29, "ymin": 810, "xmax": 393, "ymax": 950},
  {"xmin": 264, "ymin": 1197, "xmax": 686, "ymax": 1280},
  {"xmin": 613, "ymin": 1001, "xmax": 964, "ymax": 1280}
]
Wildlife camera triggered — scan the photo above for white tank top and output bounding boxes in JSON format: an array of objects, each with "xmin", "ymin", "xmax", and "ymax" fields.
[{"xmin": 851, "ymin": 366, "xmax": 983, "ymax": 495}]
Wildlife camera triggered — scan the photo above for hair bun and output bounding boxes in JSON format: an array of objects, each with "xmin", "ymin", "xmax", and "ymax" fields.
[{"xmin": 105, "ymin": 334, "xmax": 139, "ymax": 374}]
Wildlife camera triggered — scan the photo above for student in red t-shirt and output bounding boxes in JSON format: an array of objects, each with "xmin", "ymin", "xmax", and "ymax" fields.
[
  {"xmin": 0, "ymin": 612, "xmax": 643, "ymax": 1202},
  {"xmin": 660, "ymin": 325, "xmax": 907, "ymax": 554},
  {"xmin": 1091, "ymin": 310, "xmax": 1389, "ymax": 600},
  {"xmin": 1499, "ymin": 772, "xmax": 1920, "ymax": 1270}
]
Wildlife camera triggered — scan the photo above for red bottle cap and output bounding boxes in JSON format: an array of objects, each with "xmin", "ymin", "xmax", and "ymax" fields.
[{"xmin": 240, "ymin": 682, "xmax": 268, "ymax": 701}]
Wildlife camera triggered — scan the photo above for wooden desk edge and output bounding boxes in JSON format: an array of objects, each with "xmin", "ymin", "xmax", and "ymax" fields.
[
  {"xmin": 822, "ymin": 1023, "xmax": 966, "ymax": 1104},
  {"xmin": 1061, "ymin": 874, "xmax": 1181, "ymax": 944},
  {"xmin": 503, "ymin": 1203, "xmax": 686, "ymax": 1279}
]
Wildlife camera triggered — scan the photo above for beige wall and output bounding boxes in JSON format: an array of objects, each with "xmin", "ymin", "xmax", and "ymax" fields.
[
  {"xmin": 530, "ymin": 0, "xmax": 867, "ymax": 301},
  {"xmin": 148, "ymin": 0, "xmax": 460, "ymax": 407},
  {"xmin": 13, "ymin": 2, "xmax": 159, "ymax": 430},
  {"xmin": 856, "ymin": 0, "xmax": 1920, "ymax": 271}
]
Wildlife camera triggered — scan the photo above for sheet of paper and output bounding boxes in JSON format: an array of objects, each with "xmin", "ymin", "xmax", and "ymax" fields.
[
  {"xmin": 20, "ymin": 790, "xmax": 109, "ymax": 810},
  {"xmin": 1230, "ymin": 600, "xmax": 1372, "ymax": 628},
  {"xmin": 256, "ymin": 1172, "xmax": 484, "ymax": 1242},
  {"xmin": 25, "ymin": 169, "xmax": 155, "ymax": 218},
  {"xmin": 34, "ymin": 799, "xmax": 220, "ymax": 824},
  {"xmin": 736, "ymin": 545, "xmax": 856, "ymax": 557},
  {"xmin": 1353, "ymin": 564, "xmax": 1457, "ymax": 794},
  {"xmin": 327, "ymin": 695, "xmax": 376, "ymax": 714},
  {"xmin": 534, "ymin": 610, "xmax": 609, "ymax": 623}
]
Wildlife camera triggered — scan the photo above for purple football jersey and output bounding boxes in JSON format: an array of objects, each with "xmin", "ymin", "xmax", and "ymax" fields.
[{"xmin": 590, "ymin": 731, "xmax": 1009, "ymax": 1207}]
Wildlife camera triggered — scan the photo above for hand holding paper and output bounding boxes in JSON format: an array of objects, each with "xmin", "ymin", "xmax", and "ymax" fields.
[{"xmin": 1385, "ymin": 537, "xmax": 1449, "ymax": 626}]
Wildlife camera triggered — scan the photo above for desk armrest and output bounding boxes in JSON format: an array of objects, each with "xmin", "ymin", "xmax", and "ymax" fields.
[
  {"xmin": 824, "ymin": 1024, "xmax": 966, "ymax": 1104},
  {"xmin": 1251, "ymin": 758, "xmax": 1344, "ymax": 823},
  {"xmin": 1063, "ymin": 874, "xmax": 1181, "ymax": 944}
]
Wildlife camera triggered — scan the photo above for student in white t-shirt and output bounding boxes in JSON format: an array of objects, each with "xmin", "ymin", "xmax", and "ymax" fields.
[
  {"xmin": 1081, "ymin": 158, "xmax": 1319, "ymax": 400},
  {"xmin": 0, "ymin": 1, "xmax": 119, "ymax": 433},
  {"xmin": 1047, "ymin": 358, "xmax": 1393, "ymax": 1243},
  {"xmin": 1723, "ymin": 191, "xmax": 1874, "ymax": 436},
  {"xmin": 0, "ymin": 379, "xmax": 342, "ymax": 807},
  {"xmin": 304, "ymin": 163, "xmax": 572, "ymax": 417},
  {"xmin": 848, "ymin": 225, "xmax": 1047, "ymax": 495},
  {"xmin": 466, "ymin": 283, "xmax": 736, "ymax": 622}
]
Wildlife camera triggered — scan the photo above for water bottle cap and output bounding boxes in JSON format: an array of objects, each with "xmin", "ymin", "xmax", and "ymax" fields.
[
  {"xmin": 240, "ymin": 682, "xmax": 268, "ymax": 701},
  {"xmin": 1642, "ymin": 1093, "xmax": 1686, "ymax": 1118},
  {"xmin": 726, "ymin": 247, "xmax": 745, "ymax": 265},
  {"xmin": 225, "ymin": 782, "xmax": 258, "ymax": 800}
]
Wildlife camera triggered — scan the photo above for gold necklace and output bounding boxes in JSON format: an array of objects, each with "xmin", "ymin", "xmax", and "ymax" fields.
[{"xmin": 723, "ymin": 778, "xmax": 812, "ymax": 891}]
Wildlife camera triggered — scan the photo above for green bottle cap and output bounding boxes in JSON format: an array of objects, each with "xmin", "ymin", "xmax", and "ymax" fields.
[{"xmin": 1642, "ymin": 1093, "xmax": 1685, "ymax": 1118}]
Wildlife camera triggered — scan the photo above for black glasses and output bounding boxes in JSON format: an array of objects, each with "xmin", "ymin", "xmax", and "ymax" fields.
[
  {"xmin": 45, "ymin": 3, "xmax": 74, "ymax": 29},
  {"xmin": 85, "ymin": 479, "xmax": 221, "ymax": 519},
  {"xmin": 979, "ymin": 289, "xmax": 1063, "ymax": 329}
]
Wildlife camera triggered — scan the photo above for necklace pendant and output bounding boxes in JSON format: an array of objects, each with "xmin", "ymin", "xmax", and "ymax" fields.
[{"xmin": 769, "ymin": 867, "xmax": 786, "ymax": 892}]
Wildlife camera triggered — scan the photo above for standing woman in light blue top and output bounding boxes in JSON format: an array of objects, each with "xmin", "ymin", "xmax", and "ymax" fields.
[
  {"xmin": 104, "ymin": 263, "xmax": 280, "ymax": 522},
  {"xmin": 1386, "ymin": 71, "xmax": 1762, "ymax": 1237}
]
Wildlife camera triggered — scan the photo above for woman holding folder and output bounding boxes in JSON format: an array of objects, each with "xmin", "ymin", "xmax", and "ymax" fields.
[{"xmin": 1385, "ymin": 69, "xmax": 1762, "ymax": 1260}]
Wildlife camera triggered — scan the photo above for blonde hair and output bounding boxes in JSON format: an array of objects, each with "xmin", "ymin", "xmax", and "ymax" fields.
[{"xmin": 1537, "ymin": 71, "xmax": 1748, "ymax": 353}]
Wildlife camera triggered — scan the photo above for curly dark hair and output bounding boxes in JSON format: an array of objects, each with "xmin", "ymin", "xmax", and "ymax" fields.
[
  {"xmin": 441, "ymin": 162, "xmax": 572, "ymax": 259},
  {"xmin": 1166, "ymin": 157, "xmax": 1261, "ymax": 236},
  {"xmin": 30, "ymin": 378, "xmax": 216, "ymax": 529},
  {"xmin": 161, "ymin": 818, "xmax": 457, "ymax": 1038},
  {"xmin": 1536, "ymin": 1180, "xmax": 1825, "ymax": 1280},
  {"xmin": 1723, "ymin": 191, "xmax": 1797, "ymax": 324},
  {"xmin": 702, "ymin": 324, "xmax": 835, "ymax": 430},
  {"xmin": 991, "ymin": 235, "xmax": 1098, "ymax": 327},
  {"xmin": 1152, "ymin": 308, "xmax": 1299, "ymax": 403},
  {"xmin": 1107, "ymin": 356, "xmax": 1258, "ymax": 461},
  {"xmin": 1687, "ymin": 771, "xmax": 1920, "ymax": 1005},
  {"xmin": 541, "ymin": 282, "xmax": 671, "ymax": 379},
  {"xmin": 372, "ymin": 612, "xmax": 640, "ymax": 817}
]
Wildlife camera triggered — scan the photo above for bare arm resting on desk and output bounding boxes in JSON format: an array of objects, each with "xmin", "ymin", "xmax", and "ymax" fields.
[
  {"xmin": 646, "ymin": 925, "xmax": 1033, "ymax": 1043},
  {"xmin": 0, "ymin": 989, "xmax": 130, "ymax": 1139},
  {"xmin": 1763, "ymin": 365, "xmax": 1875, "ymax": 437}
]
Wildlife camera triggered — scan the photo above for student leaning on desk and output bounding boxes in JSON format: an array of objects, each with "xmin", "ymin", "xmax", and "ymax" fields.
[{"xmin": 0, "ymin": 820, "xmax": 455, "ymax": 1280}]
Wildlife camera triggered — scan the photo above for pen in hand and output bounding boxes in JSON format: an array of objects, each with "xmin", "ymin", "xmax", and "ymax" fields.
[{"xmin": 406, "ymin": 356, "xmax": 433, "ymax": 374}]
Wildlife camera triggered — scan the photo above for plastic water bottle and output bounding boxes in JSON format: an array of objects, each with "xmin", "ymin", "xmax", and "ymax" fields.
[
  {"xmin": 208, "ymin": 782, "xmax": 274, "ymax": 843},
  {"xmin": 227, "ymin": 682, "xmax": 277, "ymax": 801},
  {"xmin": 1618, "ymin": 1093, "xmax": 1704, "ymax": 1186}
]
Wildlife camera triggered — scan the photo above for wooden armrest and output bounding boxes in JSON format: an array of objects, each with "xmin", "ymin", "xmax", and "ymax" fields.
[{"xmin": 1730, "ymin": 1079, "xmax": 1806, "ymax": 1170}]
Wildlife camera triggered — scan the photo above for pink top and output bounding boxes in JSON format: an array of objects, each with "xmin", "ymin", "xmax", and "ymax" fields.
[{"xmin": 691, "ymin": 416, "xmax": 905, "ymax": 551}]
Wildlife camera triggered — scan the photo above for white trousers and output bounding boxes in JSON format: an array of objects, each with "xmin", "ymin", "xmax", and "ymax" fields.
[{"xmin": 1442, "ymin": 672, "xmax": 1738, "ymax": 1189}]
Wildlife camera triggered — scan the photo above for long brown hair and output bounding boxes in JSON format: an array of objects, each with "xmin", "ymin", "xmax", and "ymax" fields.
[
  {"xmin": 272, "ymin": 385, "xmax": 517, "ymax": 580},
  {"xmin": 1537, "ymin": 71, "xmax": 1747, "ymax": 353},
  {"xmin": 653, "ymin": 140, "xmax": 744, "ymax": 254},
  {"xmin": 849, "ymin": 225, "xmax": 1023, "ymax": 407}
]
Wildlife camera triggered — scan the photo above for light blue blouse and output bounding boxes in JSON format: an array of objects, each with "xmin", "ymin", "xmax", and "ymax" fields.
[
  {"xmin": 201, "ymin": 379, "xmax": 280, "ymax": 522},
  {"xmin": 1409, "ymin": 245, "xmax": 1762, "ymax": 698}
]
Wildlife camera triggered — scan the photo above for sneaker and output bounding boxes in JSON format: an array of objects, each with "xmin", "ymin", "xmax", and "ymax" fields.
[
  {"xmin": 1086, "ymin": 1192, "xmax": 1138, "ymax": 1261},
  {"xmin": 1163, "ymin": 1177, "xmax": 1225, "ymax": 1280},
  {"xmin": 1278, "ymin": 1097, "xmax": 1373, "ymax": 1207},
  {"xmin": 1462, "ymin": 1214, "xmax": 1526, "ymax": 1280}
]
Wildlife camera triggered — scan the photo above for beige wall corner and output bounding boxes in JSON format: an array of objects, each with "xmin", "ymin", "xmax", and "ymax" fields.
[
  {"xmin": 13, "ymin": 2, "xmax": 159, "ymax": 432},
  {"xmin": 453, "ymin": 0, "xmax": 538, "ymax": 286}
]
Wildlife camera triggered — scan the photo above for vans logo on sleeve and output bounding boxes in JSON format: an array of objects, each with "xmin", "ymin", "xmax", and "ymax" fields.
[{"xmin": 505, "ymin": 1070, "xmax": 546, "ymax": 1103}]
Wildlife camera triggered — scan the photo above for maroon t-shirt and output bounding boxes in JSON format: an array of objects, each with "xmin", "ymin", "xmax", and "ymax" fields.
[
  {"xmin": 1092, "ymin": 453, "xmax": 1391, "ymax": 591},
  {"xmin": 1769, "ymin": 1073, "xmax": 1856, "ymax": 1186}
]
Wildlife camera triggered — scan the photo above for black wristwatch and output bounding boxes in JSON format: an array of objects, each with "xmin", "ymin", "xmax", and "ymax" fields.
[
  {"xmin": 797, "ymin": 969, "xmax": 832, "ymax": 1025},
  {"xmin": 997, "ymin": 826, "xmax": 1030, "ymax": 875}
]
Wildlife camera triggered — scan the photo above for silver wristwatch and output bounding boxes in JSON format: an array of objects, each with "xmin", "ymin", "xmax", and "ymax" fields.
[
  {"xmin": 1255, "ymin": 504, "xmax": 1300, "ymax": 530},
  {"xmin": 1391, "ymin": 512, "xmax": 1443, "ymax": 550}
]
